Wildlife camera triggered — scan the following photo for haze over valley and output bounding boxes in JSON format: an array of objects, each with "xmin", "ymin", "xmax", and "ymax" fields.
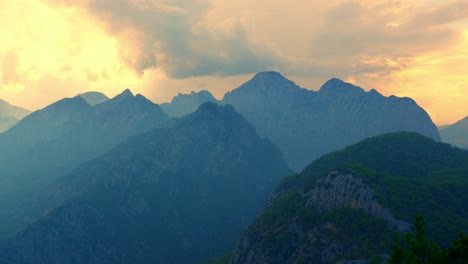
[{"xmin": 0, "ymin": 0, "xmax": 467, "ymax": 263}]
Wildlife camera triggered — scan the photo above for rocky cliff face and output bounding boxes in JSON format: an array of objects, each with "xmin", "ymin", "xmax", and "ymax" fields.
[
  {"xmin": 0, "ymin": 102, "xmax": 291, "ymax": 264},
  {"xmin": 305, "ymin": 171, "xmax": 410, "ymax": 232},
  {"xmin": 223, "ymin": 72, "xmax": 440, "ymax": 171},
  {"xmin": 228, "ymin": 132, "xmax": 468, "ymax": 264},
  {"xmin": 230, "ymin": 170, "xmax": 408, "ymax": 264}
]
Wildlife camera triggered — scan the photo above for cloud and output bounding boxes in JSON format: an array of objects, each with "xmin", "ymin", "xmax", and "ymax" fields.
[
  {"xmin": 1, "ymin": 50, "xmax": 20, "ymax": 85},
  {"xmin": 300, "ymin": 0, "xmax": 467, "ymax": 79},
  {"xmin": 41, "ymin": 0, "xmax": 284, "ymax": 78},
  {"xmin": 0, "ymin": 0, "xmax": 466, "ymax": 125}
]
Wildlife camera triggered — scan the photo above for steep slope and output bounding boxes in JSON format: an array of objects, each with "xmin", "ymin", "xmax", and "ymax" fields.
[
  {"xmin": 76, "ymin": 91, "xmax": 109, "ymax": 105},
  {"xmin": 223, "ymin": 72, "xmax": 440, "ymax": 171},
  {"xmin": 0, "ymin": 102, "xmax": 291, "ymax": 264},
  {"xmin": 160, "ymin": 90, "xmax": 220, "ymax": 117},
  {"xmin": 229, "ymin": 132, "xmax": 468, "ymax": 264},
  {"xmin": 0, "ymin": 90, "xmax": 168, "ymax": 238},
  {"xmin": 439, "ymin": 116, "xmax": 468, "ymax": 149},
  {"xmin": 0, "ymin": 98, "xmax": 30, "ymax": 133}
]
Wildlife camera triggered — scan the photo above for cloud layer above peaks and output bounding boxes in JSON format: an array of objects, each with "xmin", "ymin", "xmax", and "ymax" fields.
[{"xmin": 0, "ymin": 0, "xmax": 467, "ymax": 124}]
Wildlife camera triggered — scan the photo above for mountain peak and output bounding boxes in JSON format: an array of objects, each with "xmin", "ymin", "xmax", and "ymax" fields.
[
  {"xmin": 253, "ymin": 71, "xmax": 284, "ymax": 79},
  {"xmin": 114, "ymin": 89, "xmax": 134, "ymax": 99},
  {"xmin": 188, "ymin": 102, "xmax": 244, "ymax": 128},
  {"xmin": 76, "ymin": 91, "xmax": 109, "ymax": 106},
  {"xmin": 223, "ymin": 71, "xmax": 301, "ymax": 101},
  {"xmin": 250, "ymin": 71, "xmax": 293, "ymax": 85},
  {"xmin": 195, "ymin": 101, "xmax": 234, "ymax": 116},
  {"xmin": 172, "ymin": 90, "xmax": 217, "ymax": 103},
  {"xmin": 319, "ymin": 78, "xmax": 365, "ymax": 94}
]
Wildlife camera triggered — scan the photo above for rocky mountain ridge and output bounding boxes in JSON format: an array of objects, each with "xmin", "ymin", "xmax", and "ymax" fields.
[
  {"xmin": 226, "ymin": 132, "xmax": 468, "ymax": 264},
  {"xmin": 161, "ymin": 71, "xmax": 440, "ymax": 171},
  {"xmin": 0, "ymin": 89, "xmax": 169, "ymax": 238},
  {"xmin": 0, "ymin": 102, "xmax": 291, "ymax": 264},
  {"xmin": 230, "ymin": 169, "xmax": 408, "ymax": 264},
  {"xmin": 160, "ymin": 90, "xmax": 219, "ymax": 117}
]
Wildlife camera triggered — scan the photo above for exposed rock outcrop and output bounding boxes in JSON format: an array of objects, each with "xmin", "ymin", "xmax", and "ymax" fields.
[{"xmin": 306, "ymin": 171, "xmax": 411, "ymax": 232}]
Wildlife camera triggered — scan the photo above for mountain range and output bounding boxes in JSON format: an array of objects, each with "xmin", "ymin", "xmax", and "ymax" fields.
[
  {"xmin": 439, "ymin": 116, "xmax": 468, "ymax": 149},
  {"xmin": 227, "ymin": 132, "xmax": 468, "ymax": 263},
  {"xmin": 0, "ymin": 99, "xmax": 30, "ymax": 133},
  {"xmin": 161, "ymin": 72, "xmax": 440, "ymax": 171},
  {"xmin": 0, "ymin": 90, "xmax": 168, "ymax": 238},
  {"xmin": 0, "ymin": 71, "xmax": 463, "ymax": 264},
  {"xmin": 160, "ymin": 90, "xmax": 219, "ymax": 117},
  {"xmin": 0, "ymin": 102, "xmax": 291, "ymax": 264}
]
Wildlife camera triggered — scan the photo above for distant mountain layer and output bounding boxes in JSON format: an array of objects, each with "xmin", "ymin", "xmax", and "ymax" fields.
[
  {"xmin": 223, "ymin": 72, "xmax": 440, "ymax": 171},
  {"xmin": 439, "ymin": 116, "xmax": 468, "ymax": 149},
  {"xmin": 76, "ymin": 91, "xmax": 109, "ymax": 105},
  {"xmin": 0, "ymin": 102, "xmax": 291, "ymax": 264},
  {"xmin": 0, "ymin": 90, "xmax": 168, "ymax": 238},
  {"xmin": 160, "ymin": 72, "xmax": 440, "ymax": 171},
  {"xmin": 228, "ymin": 132, "xmax": 468, "ymax": 263},
  {"xmin": 0, "ymin": 99, "xmax": 30, "ymax": 133},
  {"xmin": 160, "ymin": 90, "xmax": 219, "ymax": 117}
]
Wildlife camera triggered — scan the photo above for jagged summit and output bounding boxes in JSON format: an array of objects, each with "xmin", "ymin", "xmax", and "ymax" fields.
[
  {"xmin": 319, "ymin": 78, "xmax": 365, "ymax": 94},
  {"xmin": 222, "ymin": 73, "xmax": 440, "ymax": 170},
  {"xmin": 222, "ymin": 71, "xmax": 304, "ymax": 105},
  {"xmin": 171, "ymin": 90, "xmax": 217, "ymax": 103},
  {"xmin": 161, "ymin": 90, "xmax": 220, "ymax": 118},
  {"xmin": 113, "ymin": 88, "xmax": 134, "ymax": 100}
]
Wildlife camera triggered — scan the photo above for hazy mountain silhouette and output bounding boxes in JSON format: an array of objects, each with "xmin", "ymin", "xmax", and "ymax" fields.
[
  {"xmin": 229, "ymin": 132, "xmax": 468, "ymax": 263},
  {"xmin": 0, "ymin": 89, "xmax": 168, "ymax": 238},
  {"xmin": 76, "ymin": 91, "xmax": 109, "ymax": 105},
  {"xmin": 0, "ymin": 98, "xmax": 30, "ymax": 133},
  {"xmin": 160, "ymin": 90, "xmax": 219, "ymax": 117},
  {"xmin": 439, "ymin": 116, "xmax": 468, "ymax": 149},
  {"xmin": 158, "ymin": 72, "xmax": 440, "ymax": 171},
  {"xmin": 0, "ymin": 102, "xmax": 291, "ymax": 264},
  {"xmin": 223, "ymin": 72, "xmax": 441, "ymax": 171}
]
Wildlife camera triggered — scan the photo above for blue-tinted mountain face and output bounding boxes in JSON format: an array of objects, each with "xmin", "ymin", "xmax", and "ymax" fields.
[
  {"xmin": 0, "ymin": 90, "xmax": 168, "ymax": 238},
  {"xmin": 76, "ymin": 91, "xmax": 109, "ymax": 105},
  {"xmin": 439, "ymin": 116, "xmax": 468, "ymax": 149},
  {"xmin": 0, "ymin": 102, "xmax": 291, "ymax": 264},
  {"xmin": 159, "ymin": 72, "xmax": 440, "ymax": 171},
  {"xmin": 0, "ymin": 98, "xmax": 30, "ymax": 133},
  {"xmin": 160, "ymin": 90, "xmax": 219, "ymax": 117},
  {"xmin": 223, "ymin": 72, "xmax": 440, "ymax": 171}
]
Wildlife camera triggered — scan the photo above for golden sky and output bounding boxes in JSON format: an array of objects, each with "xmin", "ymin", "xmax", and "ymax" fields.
[{"xmin": 0, "ymin": 0, "xmax": 467, "ymax": 125}]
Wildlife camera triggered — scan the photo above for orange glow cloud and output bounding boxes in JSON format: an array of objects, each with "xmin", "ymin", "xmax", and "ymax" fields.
[{"xmin": 0, "ymin": 0, "xmax": 466, "ymax": 125}]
